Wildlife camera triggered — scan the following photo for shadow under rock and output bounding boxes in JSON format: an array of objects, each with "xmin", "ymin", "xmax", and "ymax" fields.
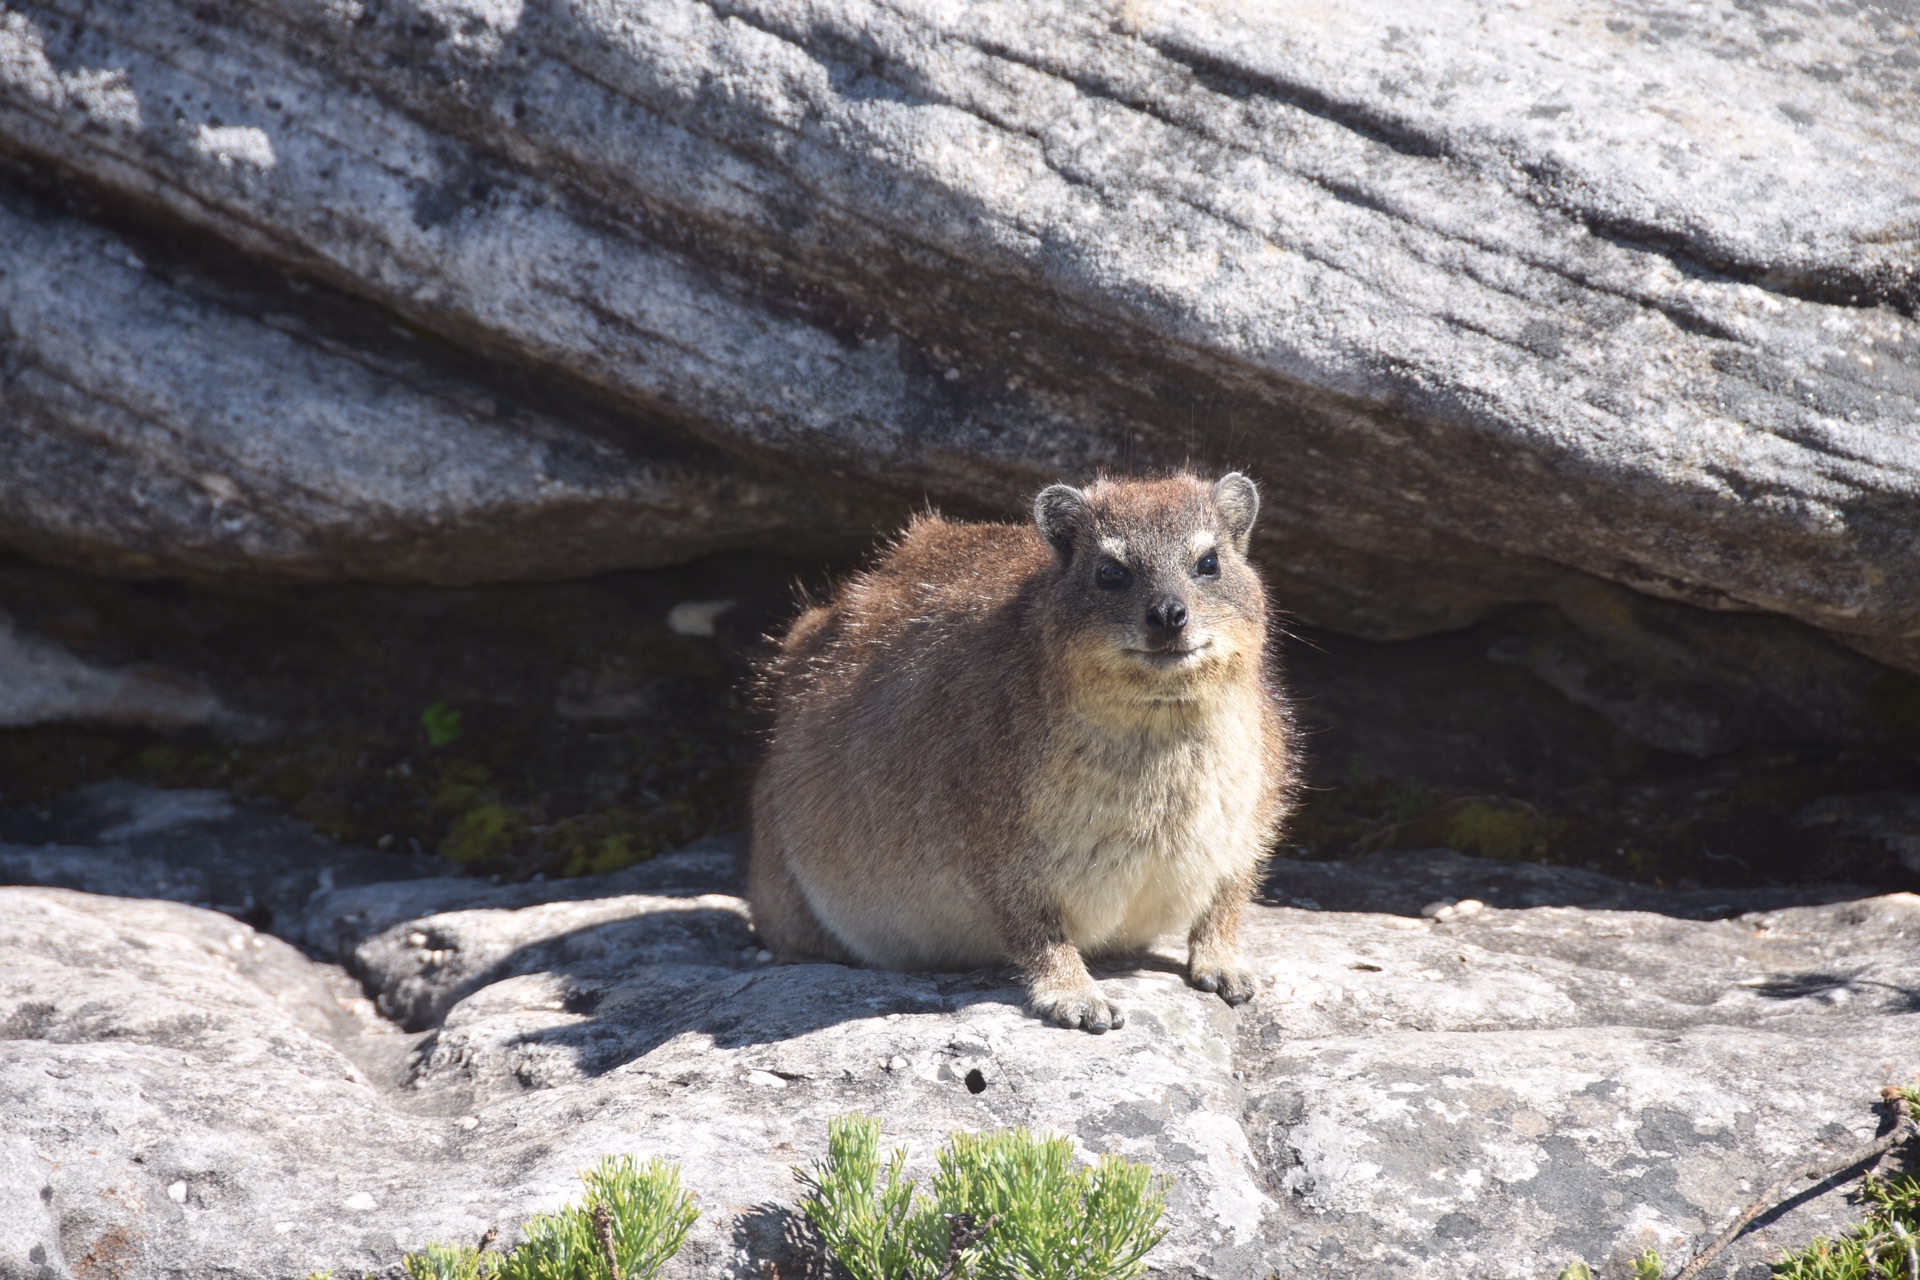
[
  {"xmin": 366, "ymin": 843, "xmax": 1028, "ymax": 1080},
  {"xmin": 1262, "ymin": 847, "xmax": 1878, "ymax": 921},
  {"xmin": 0, "ymin": 780, "xmax": 447, "ymax": 937},
  {"xmin": 451, "ymin": 934, "xmax": 1025, "ymax": 1080}
]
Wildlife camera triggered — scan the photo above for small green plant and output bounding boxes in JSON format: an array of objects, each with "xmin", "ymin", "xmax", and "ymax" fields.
[
  {"xmin": 1771, "ymin": 1173, "xmax": 1920, "ymax": 1280},
  {"xmin": 799, "ymin": 1115, "xmax": 951, "ymax": 1280},
  {"xmin": 1445, "ymin": 799, "xmax": 1541, "ymax": 860},
  {"xmin": 422, "ymin": 700, "xmax": 464, "ymax": 748},
  {"xmin": 498, "ymin": 1156, "xmax": 697, "ymax": 1280},
  {"xmin": 799, "ymin": 1114, "xmax": 1169, "ymax": 1280},
  {"xmin": 440, "ymin": 800, "xmax": 528, "ymax": 865},
  {"xmin": 1554, "ymin": 1248, "xmax": 1661, "ymax": 1279},
  {"xmin": 404, "ymin": 1241, "xmax": 497, "ymax": 1280},
  {"xmin": 399, "ymin": 1155, "xmax": 695, "ymax": 1280}
]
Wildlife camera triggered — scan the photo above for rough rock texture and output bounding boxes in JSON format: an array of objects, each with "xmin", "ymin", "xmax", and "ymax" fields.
[
  {"xmin": 0, "ymin": 612, "xmax": 244, "ymax": 733},
  {"xmin": 1, "ymin": 0, "xmax": 1918, "ymax": 678},
  {"xmin": 0, "ymin": 783, "xmax": 445, "ymax": 931},
  {"xmin": 4, "ymin": 789, "xmax": 1918, "ymax": 1279}
]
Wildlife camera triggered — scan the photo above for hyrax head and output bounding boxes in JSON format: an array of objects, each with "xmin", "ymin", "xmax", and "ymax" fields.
[{"xmin": 1032, "ymin": 472, "xmax": 1267, "ymax": 697}]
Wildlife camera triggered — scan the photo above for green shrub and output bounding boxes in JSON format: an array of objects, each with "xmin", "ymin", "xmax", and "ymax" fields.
[
  {"xmin": 1772, "ymin": 1173, "xmax": 1920, "ymax": 1280},
  {"xmin": 440, "ymin": 800, "xmax": 528, "ymax": 865},
  {"xmin": 499, "ymin": 1156, "xmax": 698, "ymax": 1280},
  {"xmin": 798, "ymin": 1115, "xmax": 950, "ymax": 1280},
  {"xmin": 401, "ymin": 1155, "xmax": 696, "ymax": 1280},
  {"xmin": 799, "ymin": 1114, "xmax": 1169, "ymax": 1280}
]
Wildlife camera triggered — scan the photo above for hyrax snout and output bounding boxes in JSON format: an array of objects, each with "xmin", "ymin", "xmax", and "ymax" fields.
[{"xmin": 748, "ymin": 472, "xmax": 1295, "ymax": 1031}]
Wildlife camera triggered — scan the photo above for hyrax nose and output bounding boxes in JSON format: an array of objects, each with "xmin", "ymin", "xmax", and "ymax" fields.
[{"xmin": 1145, "ymin": 597, "xmax": 1188, "ymax": 632}]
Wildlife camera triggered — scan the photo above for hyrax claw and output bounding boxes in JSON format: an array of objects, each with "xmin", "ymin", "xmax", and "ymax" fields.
[
  {"xmin": 1189, "ymin": 961, "xmax": 1257, "ymax": 1007},
  {"xmin": 1032, "ymin": 985, "xmax": 1126, "ymax": 1034}
]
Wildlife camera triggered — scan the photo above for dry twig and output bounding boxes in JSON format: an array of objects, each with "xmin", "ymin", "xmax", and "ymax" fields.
[
  {"xmin": 1670, "ymin": 1092, "xmax": 1918, "ymax": 1280},
  {"xmin": 1890, "ymin": 1218, "xmax": 1920, "ymax": 1280},
  {"xmin": 592, "ymin": 1202, "xmax": 620, "ymax": 1280}
]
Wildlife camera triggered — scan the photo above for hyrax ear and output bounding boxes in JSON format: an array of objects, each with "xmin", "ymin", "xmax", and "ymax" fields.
[
  {"xmin": 1033, "ymin": 483, "xmax": 1089, "ymax": 561},
  {"xmin": 1212, "ymin": 472, "xmax": 1259, "ymax": 553}
]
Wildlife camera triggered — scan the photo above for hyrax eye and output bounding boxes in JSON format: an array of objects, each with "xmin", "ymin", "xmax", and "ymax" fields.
[
  {"xmin": 1195, "ymin": 550, "xmax": 1220, "ymax": 578},
  {"xmin": 1096, "ymin": 561, "xmax": 1132, "ymax": 590}
]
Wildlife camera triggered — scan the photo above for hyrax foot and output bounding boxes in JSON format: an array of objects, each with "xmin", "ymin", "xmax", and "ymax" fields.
[
  {"xmin": 1188, "ymin": 957, "xmax": 1257, "ymax": 1006},
  {"xmin": 1029, "ymin": 979, "xmax": 1127, "ymax": 1034}
]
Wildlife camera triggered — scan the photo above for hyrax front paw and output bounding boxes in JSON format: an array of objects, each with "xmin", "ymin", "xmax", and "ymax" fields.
[
  {"xmin": 1028, "ymin": 980, "xmax": 1127, "ymax": 1034},
  {"xmin": 1188, "ymin": 958, "xmax": 1257, "ymax": 1006}
]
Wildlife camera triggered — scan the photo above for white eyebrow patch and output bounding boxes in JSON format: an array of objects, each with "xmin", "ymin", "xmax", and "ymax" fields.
[
  {"xmin": 1098, "ymin": 536, "xmax": 1129, "ymax": 561},
  {"xmin": 1190, "ymin": 531, "xmax": 1219, "ymax": 555}
]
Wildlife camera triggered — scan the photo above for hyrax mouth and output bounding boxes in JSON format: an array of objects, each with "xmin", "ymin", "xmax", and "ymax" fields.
[{"xmin": 1126, "ymin": 638, "xmax": 1214, "ymax": 667}]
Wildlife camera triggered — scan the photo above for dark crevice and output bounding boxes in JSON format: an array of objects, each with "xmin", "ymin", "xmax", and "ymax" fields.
[
  {"xmin": 959, "ymin": 30, "xmax": 1753, "ymax": 344},
  {"xmin": 1571, "ymin": 207, "xmax": 1918, "ymax": 319},
  {"xmin": 1144, "ymin": 30, "xmax": 1917, "ymax": 318},
  {"xmin": 1138, "ymin": 30, "xmax": 1449, "ymax": 161},
  {"xmin": 954, "ymin": 30, "xmax": 1414, "ymax": 230},
  {"xmin": 1446, "ymin": 236, "xmax": 1750, "ymax": 345}
]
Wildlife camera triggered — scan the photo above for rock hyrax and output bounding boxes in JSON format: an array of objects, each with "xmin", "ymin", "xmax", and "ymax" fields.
[{"xmin": 749, "ymin": 472, "xmax": 1295, "ymax": 1031}]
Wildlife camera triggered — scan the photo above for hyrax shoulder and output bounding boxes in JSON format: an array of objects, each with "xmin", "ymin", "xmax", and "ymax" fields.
[{"xmin": 749, "ymin": 472, "xmax": 1295, "ymax": 1031}]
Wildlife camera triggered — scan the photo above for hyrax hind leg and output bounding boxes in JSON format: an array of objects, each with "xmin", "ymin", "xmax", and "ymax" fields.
[
  {"xmin": 746, "ymin": 843, "xmax": 857, "ymax": 965},
  {"xmin": 1187, "ymin": 868, "xmax": 1259, "ymax": 1006}
]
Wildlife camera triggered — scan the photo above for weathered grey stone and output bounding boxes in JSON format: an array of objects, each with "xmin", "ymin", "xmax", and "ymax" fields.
[
  {"xmin": 0, "ymin": 0, "xmax": 1916, "ymax": 686},
  {"xmin": 0, "ymin": 782, "xmax": 445, "ymax": 934},
  {"xmin": 0, "ymin": 611, "xmax": 243, "ymax": 733},
  {"xmin": 3, "ymin": 792, "xmax": 1917, "ymax": 1279},
  {"xmin": 0, "ymin": 179, "xmax": 880, "ymax": 582}
]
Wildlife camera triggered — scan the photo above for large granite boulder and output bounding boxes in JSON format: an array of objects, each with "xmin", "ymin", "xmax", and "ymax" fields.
[
  {"xmin": 3, "ymin": 789, "xmax": 1916, "ymax": 1279},
  {"xmin": 0, "ymin": 0, "xmax": 1916, "ymax": 682}
]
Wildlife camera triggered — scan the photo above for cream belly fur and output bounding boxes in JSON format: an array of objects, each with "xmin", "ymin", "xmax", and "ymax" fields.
[
  {"xmin": 1036, "ymin": 701, "xmax": 1265, "ymax": 956},
  {"xmin": 781, "ymin": 696, "xmax": 1265, "ymax": 971},
  {"xmin": 795, "ymin": 847, "xmax": 994, "ymax": 971}
]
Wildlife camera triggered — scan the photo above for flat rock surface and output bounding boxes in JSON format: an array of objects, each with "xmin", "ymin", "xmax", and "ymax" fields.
[{"xmin": 3, "ymin": 790, "xmax": 1918, "ymax": 1279}]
